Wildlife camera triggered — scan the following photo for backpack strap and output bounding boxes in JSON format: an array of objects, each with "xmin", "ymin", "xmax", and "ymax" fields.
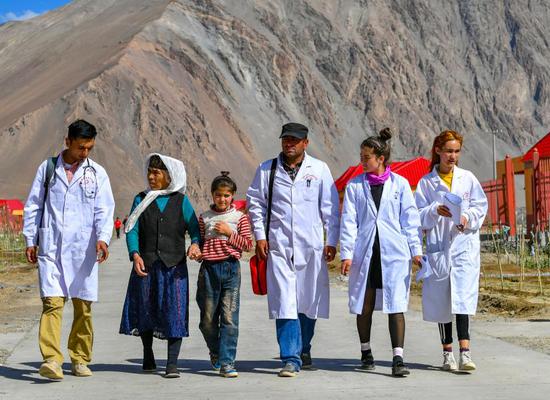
[
  {"xmin": 264, "ymin": 157, "xmax": 277, "ymax": 240},
  {"xmin": 43, "ymin": 156, "xmax": 58, "ymax": 191},
  {"xmin": 38, "ymin": 156, "xmax": 58, "ymax": 232}
]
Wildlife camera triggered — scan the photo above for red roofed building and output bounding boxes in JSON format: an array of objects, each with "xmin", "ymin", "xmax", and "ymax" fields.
[
  {"xmin": 389, "ymin": 157, "xmax": 431, "ymax": 190},
  {"xmin": 0, "ymin": 199, "xmax": 24, "ymax": 231},
  {"xmin": 334, "ymin": 164, "xmax": 364, "ymax": 192},
  {"xmin": 0, "ymin": 199, "xmax": 24, "ymax": 215},
  {"xmin": 491, "ymin": 132, "xmax": 550, "ymax": 233},
  {"xmin": 522, "ymin": 132, "xmax": 550, "ymax": 161}
]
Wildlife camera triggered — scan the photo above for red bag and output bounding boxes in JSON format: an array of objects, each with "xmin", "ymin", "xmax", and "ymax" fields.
[
  {"xmin": 249, "ymin": 157, "xmax": 277, "ymax": 296},
  {"xmin": 249, "ymin": 255, "xmax": 268, "ymax": 295}
]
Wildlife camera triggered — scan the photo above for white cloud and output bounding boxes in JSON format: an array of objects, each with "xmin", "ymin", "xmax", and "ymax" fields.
[{"xmin": 0, "ymin": 10, "xmax": 44, "ymax": 23}]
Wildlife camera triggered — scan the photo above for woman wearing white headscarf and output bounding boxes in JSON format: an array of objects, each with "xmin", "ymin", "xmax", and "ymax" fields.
[{"xmin": 119, "ymin": 154, "xmax": 201, "ymax": 378}]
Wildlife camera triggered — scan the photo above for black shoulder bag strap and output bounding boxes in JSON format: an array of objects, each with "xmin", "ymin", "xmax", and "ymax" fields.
[{"xmin": 264, "ymin": 157, "xmax": 278, "ymax": 239}]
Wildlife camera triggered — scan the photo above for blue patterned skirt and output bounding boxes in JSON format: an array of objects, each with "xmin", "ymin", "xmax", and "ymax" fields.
[{"xmin": 119, "ymin": 259, "xmax": 189, "ymax": 339}]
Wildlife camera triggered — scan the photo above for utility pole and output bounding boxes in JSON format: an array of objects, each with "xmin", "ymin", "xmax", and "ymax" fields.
[
  {"xmin": 493, "ymin": 129, "xmax": 498, "ymax": 181},
  {"xmin": 492, "ymin": 129, "xmax": 501, "ymax": 232}
]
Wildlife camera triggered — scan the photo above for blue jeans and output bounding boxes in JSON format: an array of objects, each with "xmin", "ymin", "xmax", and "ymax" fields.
[
  {"xmin": 276, "ymin": 313, "xmax": 317, "ymax": 370},
  {"xmin": 196, "ymin": 259, "xmax": 241, "ymax": 366}
]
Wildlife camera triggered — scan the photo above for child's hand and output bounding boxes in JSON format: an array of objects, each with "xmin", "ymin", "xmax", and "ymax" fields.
[
  {"xmin": 214, "ymin": 221, "xmax": 233, "ymax": 237},
  {"xmin": 187, "ymin": 243, "xmax": 201, "ymax": 260},
  {"xmin": 412, "ymin": 255, "xmax": 422, "ymax": 266}
]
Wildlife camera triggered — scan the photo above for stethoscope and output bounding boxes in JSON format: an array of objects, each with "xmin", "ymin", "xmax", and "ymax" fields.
[{"xmin": 79, "ymin": 160, "xmax": 98, "ymax": 198}]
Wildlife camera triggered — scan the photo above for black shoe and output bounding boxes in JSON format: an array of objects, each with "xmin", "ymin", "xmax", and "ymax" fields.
[
  {"xmin": 164, "ymin": 364, "xmax": 180, "ymax": 378},
  {"xmin": 210, "ymin": 353, "xmax": 221, "ymax": 371},
  {"xmin": 142, "ymin": 351, "xmax": 156, "ymax": 372},
  {"xmin": 360, "ymin": 350, "xmax": 375, "ymax": 370},
  {"xmin": 392, "ymin": 356, "xmax": 410, "ymax": 377},
  {"xmin": 300, "ymin": 353, "xmax": 313, "ymax": 370}
]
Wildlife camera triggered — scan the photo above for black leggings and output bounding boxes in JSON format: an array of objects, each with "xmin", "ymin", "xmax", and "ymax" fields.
[
  {"xmin": 356, "ymin": 288, "xmax": 405, "ymax": 348},
  {"xmin": 140, "ymin": 331, "xmax": 182, "ymax": 366},
  {"xmin": 438, "ymin": 314, "xmax": 470, "ymax": 345}
]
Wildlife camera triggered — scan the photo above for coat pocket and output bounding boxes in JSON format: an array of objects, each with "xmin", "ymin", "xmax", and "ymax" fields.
[
  {"xmin": 37, "ymin": 228, "xmax": 50, "ymax": 256},
  {"xmin": 302, "ymin": 179, "xmax": 320, "ymax": 202},
  {"xmin": 426, "ymin": 250, "xmax": 449, "ymax": 280}
]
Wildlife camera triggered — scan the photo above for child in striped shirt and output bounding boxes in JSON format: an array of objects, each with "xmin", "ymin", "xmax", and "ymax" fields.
[{"xmin": 194, "ymin": 172, "xmax": 253, "ymax": 378}]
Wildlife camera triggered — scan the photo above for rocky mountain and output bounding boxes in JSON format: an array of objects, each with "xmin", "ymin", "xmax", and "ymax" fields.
[{"xmin": 1, "ymin": 0, "xmax": 549, "ymax": 211}]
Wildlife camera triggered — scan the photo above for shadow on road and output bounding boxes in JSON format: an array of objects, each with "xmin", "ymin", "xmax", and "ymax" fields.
[
  {"xmin": 0, "ymin": 364, "xmax": 59, "ymax": 384},
  {"xmin": 0, "ymin": 358, "xmax": 437, "ymax": 381}
]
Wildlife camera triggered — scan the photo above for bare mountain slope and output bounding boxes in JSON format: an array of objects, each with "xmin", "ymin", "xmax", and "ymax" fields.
[{"xmin": 1, "ymin": 0, "xmax": 549, "ymax": 211}]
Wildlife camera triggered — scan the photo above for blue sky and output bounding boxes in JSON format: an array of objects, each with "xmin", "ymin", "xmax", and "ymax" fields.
[{"xmin": 0, "ymin": 1, "xmax": 71, "ymax": 23}]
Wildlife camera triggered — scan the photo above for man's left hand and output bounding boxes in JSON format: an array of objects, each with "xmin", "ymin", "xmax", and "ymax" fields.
[
  {"xmin": 324, "ymin": 246, "xmax": 336, "ymax": 262},
  {"xmin": 96, "ymin": 241, "xmax": 109, "ymax": 263}
]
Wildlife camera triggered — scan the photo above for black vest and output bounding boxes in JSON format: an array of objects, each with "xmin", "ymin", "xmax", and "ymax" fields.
[{"xmin": 138, "ymin": 192, "xmax": 187, "ymax": 267}]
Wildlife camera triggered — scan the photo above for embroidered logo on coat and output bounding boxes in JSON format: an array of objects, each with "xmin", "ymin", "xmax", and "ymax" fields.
[
  {"xmin": 302, "ymin": 174, "xmax": 318, "ymax": 181},
  {"xmin": 302, "ymin": 174, "xmax": 319, "ymax": 188}
]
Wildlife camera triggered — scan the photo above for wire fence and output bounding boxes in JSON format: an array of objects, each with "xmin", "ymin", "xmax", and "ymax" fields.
[
  {"xmin": 0, "ymin": 206, "xmax": 26, "ymax": 269},
  {"xmin": 481, "ymin": 221, "xmax": 550, "ymax": 295}
]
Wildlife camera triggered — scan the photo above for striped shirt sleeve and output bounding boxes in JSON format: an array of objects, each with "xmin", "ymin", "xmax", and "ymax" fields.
[{"xmin": 227, "ymin": 214, "xmax": 253, "ymax": 251}]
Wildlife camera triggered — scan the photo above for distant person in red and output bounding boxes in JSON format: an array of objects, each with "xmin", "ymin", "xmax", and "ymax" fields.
[{"xmin": 114, "ymin": 217, "xmax": 122, "ymax": 239}]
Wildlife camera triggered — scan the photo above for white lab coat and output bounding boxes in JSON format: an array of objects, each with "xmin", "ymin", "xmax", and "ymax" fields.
[
  {"xmin": 23, "ymin": 155, "xmax": 115, "ymax": 302},
  {"xmin": 415, "ymin": 166, "xmax": 488, "ymax": 323},
  {"xmin": 340, "ymin": 172, "xmax": 423, "ymax": 314},
  {"xmin": 246, "ymin": 152, "xmax": 340, "ymax": 319}
]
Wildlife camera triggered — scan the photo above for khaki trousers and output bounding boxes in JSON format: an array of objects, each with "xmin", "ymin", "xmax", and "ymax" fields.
[{"xmin": 39, "ymin": 297, "xmax": 93, "ymax": 364}]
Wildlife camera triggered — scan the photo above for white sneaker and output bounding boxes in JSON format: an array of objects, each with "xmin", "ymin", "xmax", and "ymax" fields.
[
  {"xmin": 442, "ymin": 351, "xmax": 458, "ymax": 371},
  {"xmin": 459, "ymin": 351, "xmax": 476, "ymax": 371}
]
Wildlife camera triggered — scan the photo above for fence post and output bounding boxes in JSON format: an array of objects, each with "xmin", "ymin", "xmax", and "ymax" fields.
[{"xmin": 504, "ymin": 155, "xmax": 516, "ymax": 236}]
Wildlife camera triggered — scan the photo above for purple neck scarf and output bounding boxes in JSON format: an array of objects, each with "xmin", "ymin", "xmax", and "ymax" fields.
[{"xmin": 366, "ymin": 165, "xmax": 391, "ymax": 185}]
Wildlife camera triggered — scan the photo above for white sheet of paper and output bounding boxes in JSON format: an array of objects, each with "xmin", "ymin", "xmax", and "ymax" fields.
[
  {"xmin": 416, "ymin": 255, "xmax": 433, "ymax": 282},
  {"xmin": 443, "ymin": 192, "xmax": 462, "ymax": 226}
]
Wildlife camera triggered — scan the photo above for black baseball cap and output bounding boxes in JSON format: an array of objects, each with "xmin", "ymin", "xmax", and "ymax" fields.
[{"xmin": 279, "ymin": 122, "xmax": 308, "ymax": 139}]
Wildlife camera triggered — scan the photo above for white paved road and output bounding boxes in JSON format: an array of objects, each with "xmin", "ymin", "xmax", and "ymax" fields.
[{"xmin": 1, "ymin": 238, "xmax": 549, "ymax": 399}]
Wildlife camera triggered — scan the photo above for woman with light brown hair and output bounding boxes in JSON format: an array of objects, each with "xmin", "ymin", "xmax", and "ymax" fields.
[{"xmin": 415, "ymin": 130, "xmax": 487, "ymax": 372}]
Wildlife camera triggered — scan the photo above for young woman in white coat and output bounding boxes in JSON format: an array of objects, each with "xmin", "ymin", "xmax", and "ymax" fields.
[
  {"xmin": 340, "ymin": 128, "xmax": 423, "ymax": 377},
  {"xmin": 415, "ymin": 130, "xmax": 488, "ymax": 372}
]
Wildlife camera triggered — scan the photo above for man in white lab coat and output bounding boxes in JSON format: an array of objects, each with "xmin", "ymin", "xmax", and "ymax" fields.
[
  {"xmin": 246, "ymin": 123, "xmax": 339, "ymax": 377},
  {"xmin": 23, "ymin": 120, "xmax": 115, "ymax": 380}
]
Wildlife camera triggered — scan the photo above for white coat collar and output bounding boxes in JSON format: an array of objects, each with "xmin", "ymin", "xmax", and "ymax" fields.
[
  {"xmin": 294, "ymin": 152, "xmax": 313, "ymax": 182},
  {"xmin": 362, "ymin": 171, "xmax": 397, "ymax": 216},
  {"xmin": 428, "ymin": 165, "xmax": 465, "ymax": 193},
  {"xmin": 69, "ymin": 159, "xmax": 89, "ymax": 188},
  {"xmin": 277, "ymin": 151, "xmax": 312, "ymax": 184},
  {"xmin": 54, "ymin": 154, "xmax": 70, "ymax": 187}
]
